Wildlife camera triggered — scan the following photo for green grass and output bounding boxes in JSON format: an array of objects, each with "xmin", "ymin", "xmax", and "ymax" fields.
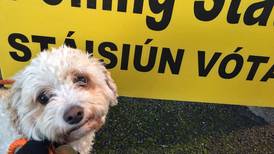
[{"xmin": 92, "ymin": 97, "xmax": 274, "ymax": 154}]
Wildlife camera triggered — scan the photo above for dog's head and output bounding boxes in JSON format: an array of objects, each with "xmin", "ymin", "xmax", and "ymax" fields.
[{"xmin": 6, "ymin": 46, "xmax": 118, "ymax": 143}]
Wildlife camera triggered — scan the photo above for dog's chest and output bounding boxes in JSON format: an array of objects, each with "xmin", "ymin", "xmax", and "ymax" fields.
[
  {"xmin": 0, "ymin": 99, "xmax": 21, "ymax": 153},
  {"xmin": 69, "ymin": 132, "xmax": 95, "ymax": 154}
]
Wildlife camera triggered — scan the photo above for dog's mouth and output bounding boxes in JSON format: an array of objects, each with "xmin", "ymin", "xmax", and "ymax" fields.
[
  {"xmin": 52, "ymin": 116, "xmax": 103, "ymax": 144},
  {"xmin": 68, "ymin": 116, "xmax": 92, "ymax": 133},
  {"xmin": 67, "ymin": 115, "xmax": 103, "ymax": 135}
]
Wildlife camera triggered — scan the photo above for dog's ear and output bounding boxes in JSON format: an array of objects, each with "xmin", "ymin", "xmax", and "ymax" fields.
[
  {"xmin": 103, "ymin": 70, "xmax": 118, "ymax": 106},
  {"xmin": 90, "ymin": 57, "xmax": 118, "ymax": 106}
]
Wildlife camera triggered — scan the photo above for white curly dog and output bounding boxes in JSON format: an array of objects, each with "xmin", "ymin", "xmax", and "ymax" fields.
[{"xmin": 0, "ymin": 46, "xmax": 118, "ymax": 154}]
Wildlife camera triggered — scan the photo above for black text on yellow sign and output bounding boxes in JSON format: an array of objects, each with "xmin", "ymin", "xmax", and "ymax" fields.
[{"xmin": 0, "ymin": 0, "xmax": 273, "ymax": 107}]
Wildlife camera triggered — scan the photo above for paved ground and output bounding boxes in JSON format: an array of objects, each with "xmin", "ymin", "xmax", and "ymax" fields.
[{"xmin": 92, "ymin": 97, "xmax": 274, "ymax": 154}]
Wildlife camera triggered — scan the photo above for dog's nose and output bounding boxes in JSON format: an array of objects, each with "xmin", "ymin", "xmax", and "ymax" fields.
[{"xmin": 63, "ymin": 106, "xmax": 84, "ymax": 125}]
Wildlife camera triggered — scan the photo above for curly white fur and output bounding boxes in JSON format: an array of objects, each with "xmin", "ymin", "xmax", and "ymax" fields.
[{"xmin": 0, "ymin": 46, "xmax": 118, "ymax": 154}]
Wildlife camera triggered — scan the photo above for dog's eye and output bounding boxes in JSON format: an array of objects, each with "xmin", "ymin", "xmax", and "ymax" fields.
[
  {"xmin": 74, "ymin": 75, "xmax": 88, "ymax": 86},
  {"xmin": 37, "ymin": 91, "xmax": 50, "ymax": 105}
]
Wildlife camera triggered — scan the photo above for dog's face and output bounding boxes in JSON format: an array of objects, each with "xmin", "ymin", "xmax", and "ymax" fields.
[{"xmin": 7, "ymin": 46, "xmax": 117, "ymax": 143}]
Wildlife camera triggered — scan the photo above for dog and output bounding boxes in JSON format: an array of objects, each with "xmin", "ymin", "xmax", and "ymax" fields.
[{"xmin": 0, "ymin": 46, "xmax": 118, "ymax": 154}]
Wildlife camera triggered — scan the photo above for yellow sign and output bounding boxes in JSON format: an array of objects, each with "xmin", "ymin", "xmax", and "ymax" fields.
[{"xmin": 0, "ymin": 0, "xmax": 273, "ymax": 107}]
